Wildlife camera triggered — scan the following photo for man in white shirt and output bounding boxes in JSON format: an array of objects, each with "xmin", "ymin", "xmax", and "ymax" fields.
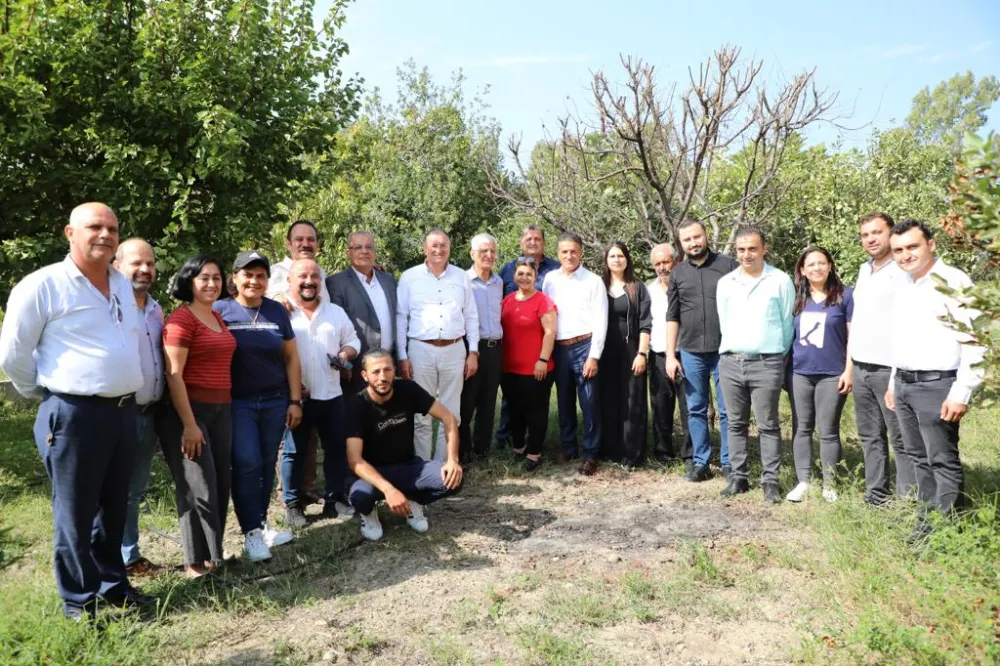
[
  {"xmin": 885, "ymin": 220, "xmax": 985, "ymax": 535},
  {"xmin": 112, "ymin": 238, "xmax": 165, "ymax": 576},
  {"xmin": 267, "ymin": 219, "xmax": 329, "ymax": 301},
  {"xmin": 543, "ymin": 232, "xmax": 608, "ymax": 476},
  {"xmin": 460, "ymin": 233, "xmax": 504, "ymax": 462},
  {"xmin": 0, "ymin": 202, "xmax": 149, "ymax": 621},
  {"xmin": 281, "ymin": 259, "xmax": 361, "ymax": 526},
  {"xmin": 647, "ymin": 244, "xmax": 692, "ymax": 466},
  {"xmin": 396, "ymin": 228, "xmax": 480, "ymax": 461},
  {"xmin": 850, "ymin": 212, "xmax": 916, "ymax": 507},
  {"xmin": 327, "ymin": 230, "xmax": 398, "ymax": 394}
]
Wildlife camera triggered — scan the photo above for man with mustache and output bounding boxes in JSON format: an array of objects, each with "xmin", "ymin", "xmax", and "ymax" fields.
[
  {"xmin": 0, "ymin": 202, "xmax": 150, "ymax": 620},
  {"xmin": 885, "ymin": 220, "xmax": 985, "ymax": 541},
  {"xmin": 268, "ymin": 220, "xmax": 329, "ymax": 301},
  {"xmin": 112, "ymin": 238, "xmax": 165, "ymax": 577},
  {"xmin": 850, "ymin": 212, "xmax": 916, "ymax": 506},
  {"xmin": 345, "ymin": 349, "xmax": 464, "ymax": 541},
  {"xmin": 281, "ymin": 259, "xmax": 361, "ymax": 526}
]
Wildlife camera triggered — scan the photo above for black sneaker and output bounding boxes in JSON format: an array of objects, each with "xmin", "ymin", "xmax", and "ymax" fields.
[
  {"xmin": 905, "ymin": 516, "xmax": 934, "ymax": 546},
  {"xmin": 322, "ymin": 495, "xmax": 356, "ymax": 519},
  {"xmin": 721, "ymin": 465, "xmax": 732, "ymax": 480},
  {"xmin": 285, "ymin": 505, "xmax": 307, "ymax": 527},
  {"xmin": 685, "ymin": 464, "xmax": 713, "ymax": 482},
  {"xmin": 524, "ymin": 457, "xmax": 543, "ymax": 473},
  {"xmin": 720, "ymin": 478, "xmax": 750, "ymax": 497},
  {"xmin": 762, "ymin": 482, "xmax": 783, "ymax": 504}
]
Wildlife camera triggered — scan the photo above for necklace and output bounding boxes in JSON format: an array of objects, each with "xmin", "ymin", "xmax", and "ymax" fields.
[{"xmin": 238, "ymin": 301, "xmax": 262, "ymax": 329}]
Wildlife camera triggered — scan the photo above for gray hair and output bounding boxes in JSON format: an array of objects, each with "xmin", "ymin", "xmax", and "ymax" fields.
[
  {"xmin": 649, "ymin": 243, "xmax": 673, "ymax": 262},
  {"xmin": 470, "ymin": 233, "xmax": 498, "ymax": 251},
  {"xmin": 348, "ymin": 230, "xmax": 375, "ymax": 246},
  {"xmin": 423, "ymin": 227, "xmax": 449, "ymax": 243}
]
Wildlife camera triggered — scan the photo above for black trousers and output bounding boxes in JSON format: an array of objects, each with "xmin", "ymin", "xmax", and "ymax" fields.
[
  {"xmin": 501, "ymin": 372, "xmax": 553, "ymax": 456},
  {"xmin": 459, "ymin": 340, "xmax": 503, "ymax": 459},
  {"xmin": 649, "ymin": 352, "xmax": 693, "ymax": 461}
]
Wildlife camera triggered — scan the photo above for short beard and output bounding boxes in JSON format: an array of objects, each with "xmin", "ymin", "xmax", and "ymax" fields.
[
  {"xmin": 131, "ymin": 280, "xmax": 151, "ymax": 292},
  {"xmin": 369, "ymin": 383, "xmax": 393, "ymax": 397},
  {"xmin": 299, "ymin": 289, "xmax": 318, "ymax": 302},
  {"xmin": 687, "ymin": 245, "xmax": 709, "ymax": 260}
]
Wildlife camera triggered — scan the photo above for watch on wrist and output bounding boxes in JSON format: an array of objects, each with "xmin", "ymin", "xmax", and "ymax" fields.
[
  {"xmin": 291, "ymin": 399, "xmax": 304, "ymax": 408},
  {"xmin": 638, "ymin": 350, "xmax": 649, "ymax": 358}
]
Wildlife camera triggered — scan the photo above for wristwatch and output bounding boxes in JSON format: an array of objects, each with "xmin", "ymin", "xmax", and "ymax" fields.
[
  {"xmin": 638, "ymin": 350, "xmax": 649, "ymax": 358},
  {"xmin": 291, "ymin": 399, "xmax": 304, "ymax": 408}
]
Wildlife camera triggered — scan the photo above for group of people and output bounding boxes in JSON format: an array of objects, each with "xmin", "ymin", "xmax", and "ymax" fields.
[{"xmin": 0, "ymin": 202, "xmax": 983, "ymax": 622}]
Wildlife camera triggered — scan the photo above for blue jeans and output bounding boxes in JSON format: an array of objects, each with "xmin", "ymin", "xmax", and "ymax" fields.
[
  {"xmin": 679, "ymin": 350, "xmax": 730, "ymax": 467},
  {"xmin": 281, "ymin": 396, "xmax": 347, "ymax": 507},
  {"xmin": 231, "ymin": 391, "xmax": 288, "ymax": 534},
  {"xmin": 553, "ymin": 338, "xmax": 601, "ymax": 460},
  {"xmin": 34, "ymin": 393, "xmax": 136, "ymax": 614},
  {"xmin": 121, "ymin": 408, "xmax": 159, "ymax": 566}
]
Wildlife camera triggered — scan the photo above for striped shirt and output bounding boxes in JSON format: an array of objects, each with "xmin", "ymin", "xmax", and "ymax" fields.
[{"xmin": 163, "ymin": 307, "xmax": 237, "ymax": 404}]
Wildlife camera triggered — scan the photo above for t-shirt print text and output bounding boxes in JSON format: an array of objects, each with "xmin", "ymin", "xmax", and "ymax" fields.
[
  {"xmin": 227, "ymin": 322, "xmax": 281, "ymax": 332},
  {"xmin": 377, "ymin": 413, "xmax": 408, "ymax": 432}
]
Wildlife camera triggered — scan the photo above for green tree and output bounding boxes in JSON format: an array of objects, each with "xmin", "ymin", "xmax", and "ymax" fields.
[
  {"xmin": 290, "ymin": 61, "xmax": 507, "ymax": 273},
  {"xmin": 906, "ymin": 71, "xmax": 1000, "ymax": 153},
  {"xmin": 0, "ymin": 0, "xmax": 360, "ymax": 300}
]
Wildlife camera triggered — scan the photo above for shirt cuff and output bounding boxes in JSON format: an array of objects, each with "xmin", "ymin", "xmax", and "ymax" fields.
[{"xmin": 947, "ymin": 384, "xmax": 972, "ymax": 406}]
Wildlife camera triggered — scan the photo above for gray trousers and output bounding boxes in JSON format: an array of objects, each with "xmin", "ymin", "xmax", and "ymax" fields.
[
  {"xmin": 853, "ymin": 363, "xmax": 916, "ymax": 503},
  {"xmin": 718, "ymin": 354, "xmax": 784, "ymax": 484},
  {"xmin": 894, "ymin": 376, "xmax": 963, "ymax": 513},
  {"xmin": 791, "ymin": 374, "xmax": 845, "ymax": 484},
  {"xmin": 158, "ymin": 400, "xmax": 232, "ymax": 566}
]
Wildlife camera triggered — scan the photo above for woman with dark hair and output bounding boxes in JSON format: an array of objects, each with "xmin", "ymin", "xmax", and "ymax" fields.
[
  {"xmin": 214, "ymin": 251, "xmax": 303, "ymax": 562},
  {"xmin": 500, "ymin": 257, "xmax": 557, "ymax": 471},
  {"xmin": 787, "ymin": 246, "xmax": 854, "ymax": 503},
  {"xmin": 599, "ymin": 241, "xmax": 652, "ymax": 466},
  {"xmin": 159, "ymin": 255, "xmax": 237, "ymax": 577}
]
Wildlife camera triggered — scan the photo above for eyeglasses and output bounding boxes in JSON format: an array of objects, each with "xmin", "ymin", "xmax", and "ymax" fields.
[
  {"xmin": 109, "ymin": 294, "xmax": 123, "ymax": 326},
  {"xmin": 516, "ymin": 256, "xmax": 536, "ymax": 265},
  {"xmin": 349, "ymin": 244, "xmax": 376, "ymax": 252}
]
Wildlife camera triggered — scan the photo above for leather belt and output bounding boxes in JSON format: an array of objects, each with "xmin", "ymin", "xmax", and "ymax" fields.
[
  {"xmin": 853, "ymin": 360, "xmax": 890, "ymax": 372},
  {"xmin": 480, "ymin": 339, "xmax": 502, "ymax": 348},
  {"xmin": 721, "ymin": 352, "xmax": 783, "ymax": 361},
  {"xmin": 53, "ymin": 392, "xmax": 136, "ymax": 408},
  {"xmin": 556, "ymin": 333, "xmax": 592, "ymax": 347},
  {"xmin": 137, "ymin": 402, "xmax": 158, "ymax": 414},
  {"xmin": 896, "ymin": 369, "xmax": 957, "ymax": 384},
  {"xmin": 413, "ymin": 337, "xmax": 463, "ymax": 348}
]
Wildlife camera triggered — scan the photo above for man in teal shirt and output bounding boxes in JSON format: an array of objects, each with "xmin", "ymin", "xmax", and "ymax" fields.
[{"xmin": 716, "ymin": 226, "xmax": 794, "ymax": 503}]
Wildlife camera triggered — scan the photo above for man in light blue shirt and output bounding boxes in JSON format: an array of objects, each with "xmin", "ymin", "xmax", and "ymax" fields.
[{"xmin": 716, "ymin": 226, "xmax": 794, "ymax": 503}]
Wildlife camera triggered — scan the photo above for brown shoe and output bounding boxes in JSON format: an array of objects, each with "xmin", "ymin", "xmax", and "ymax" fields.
[
  {"xmin": 579, "ymin": 459, "xmax": 598, "ymax": 476},
  {"xmin": 125, "ymin": 557, "xmax": 163, "ymax": 577},
  {"xmin": 557, "ymin": 452, "xmax": 577, "ymax": 464}
]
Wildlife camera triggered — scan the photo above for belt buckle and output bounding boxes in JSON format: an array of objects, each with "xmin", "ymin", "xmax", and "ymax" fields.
[
  {"xmin": 487, "ymin": 339, "xmax": 499, "ymax": 348},
  {"xmin": 117, "ymin": 394, "xmax": 132, "ymax": 408}
]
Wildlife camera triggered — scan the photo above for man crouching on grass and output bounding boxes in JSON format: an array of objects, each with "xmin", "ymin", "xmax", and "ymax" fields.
[{"xmin": 346, "ymin": 348, "xmax": 464, "ymax": 540}]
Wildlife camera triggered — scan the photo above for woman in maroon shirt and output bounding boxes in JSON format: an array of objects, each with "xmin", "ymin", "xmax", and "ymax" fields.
[
  {"xmin": 500, "ymin": 257, "xmax": 557, "ymax": 471},
  {"xmin": 159, "ymin": 255, "xmax": 237, "ymax": 577}
]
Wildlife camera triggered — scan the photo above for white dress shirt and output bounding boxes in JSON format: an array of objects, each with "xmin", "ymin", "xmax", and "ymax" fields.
[
  {"xmin": 134, "ymin": 295, "xmax": 165, "ymax": 406},
  {"xmin": 542, "ymin": 265, "xmax": 608, "ymax": 359},
  {"xmin": 0, "ymin": 256, "xmax": 143, "ymax": 399},
  {"xmin": 290, "ymin": 300, "xmax": 361, "ymax": 401},
  {"xmin": 851, "ymin": 258, "xmax": 904, "ymax": 366},
  {"xmin": 353, "ymin": 268, "xmax": 394, "ymax": 351},
  {"xmin": 396, "ymin": 263, "xmax": 479, "ymax": 360},
  {"xmin": 646, "ymin": 278, "xmax": 670, "ymax": 354},
  {"xmin": 267, "ymin": 256, "xmax": 329, "ymax": 300},
  {"xmin": 890, "ymin": 259, "xmax": 985, "ymax": 405}
]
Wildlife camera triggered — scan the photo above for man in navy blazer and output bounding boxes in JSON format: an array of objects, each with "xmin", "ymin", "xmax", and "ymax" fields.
[{"xmin": 327, "ymin": 230, "xmax": 398, "ymax": 394}]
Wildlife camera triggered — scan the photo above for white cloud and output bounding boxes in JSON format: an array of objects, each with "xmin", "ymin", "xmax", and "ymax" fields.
[
  {"xmin": 929, "ymin": 51, "xmax": 960, "ymax": 63},
  {"xmin": 471, "ymin": 53, "xmax": 589, "ymax": 69},
  {"xmin": 882, "ymin": 44, "xmax": 925, "ymax": 59}
]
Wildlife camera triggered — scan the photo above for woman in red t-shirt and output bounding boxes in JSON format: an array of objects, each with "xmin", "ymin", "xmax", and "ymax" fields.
[
  {"xmin": 500, "ymin": 257, "xmax": 557, "ymax": 471},
  {"xmin": 159, "ymin": 255, "xmax": 237, "ymax": 577}
]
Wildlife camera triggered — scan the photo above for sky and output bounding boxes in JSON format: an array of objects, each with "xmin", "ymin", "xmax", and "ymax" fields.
[{"xmin": 323, "ymin": 0, "xmax": 999, "ymax": 152}]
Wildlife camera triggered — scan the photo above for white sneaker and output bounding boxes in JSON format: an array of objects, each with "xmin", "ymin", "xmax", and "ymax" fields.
[
  {"xmin": 407, "ymin": 501, "xmax": 429, "ymax": 533},
  {"xmin": 785, "ymin": 482, "xmax": 810, "ymax": 503},
  {"xmin": 822, "ymin": 487, "xmax": 839, "ymax": 503},
  {"xmin": 263, "ymin": 523, "xmax": 294, "ymax": 548},
  {"xmin": 360, "ymin": 509, "xmax": 383, "ymax": 541},
  {"xmin": 243, "ymin": 528, "xmax": 272, "ymax": 562},
  {"xmin": 334, "ymin": 500, "xmax": 355, "ymax": 518}
]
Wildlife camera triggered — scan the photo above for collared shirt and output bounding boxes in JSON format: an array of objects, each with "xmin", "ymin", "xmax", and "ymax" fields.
[
  {"xmin": 716, "ymin": 264, "xmax": 795, "ymax": 355},
  {"xmin": 396, "ymin": 263, "xmax": 479, "ymax": 360},
  {"xmin": 542, "ymin": 265, "xmax": 608, "ymax": 359},
  {"xmin": 646, "ymin": 278, "xmax": 670, "ymax": 354},
  {"xmin": 134, "ymin": 295, "xmax": 165, "ymax": 405},
  {"xmin": 890, "ymin": 259, "xmax": 985, "ymax": 404},
  {"xmin": 666, "ymin": 251, "xmax": 739, "ymax": 353},
  {"xmin": 499, "ymin": 255, "xmax": 561, "ymax": 296},
  {"xmin": 289, "ymin": 300, "xmax": 361, "ymax": 401},
  {"xmin": 467, "ymin": 267, "xmax": 503, "ymax": 340},
  {"xmin": 353, "ymin": 268, "xmax": 394, "ymax": 352},
  {"xmin": 267, "ymin": 256, "xmax": 329, "ymax": 300},
  {"xmin": 850, "ymin": 258, "xmax": 904, "ymax": 366},
  {"xmin": 0, "ymin": 255, "xmax": 143, "ymax": 399}
]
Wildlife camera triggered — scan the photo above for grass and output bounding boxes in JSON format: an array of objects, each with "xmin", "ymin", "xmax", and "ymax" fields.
[{"xmin": 1, "ymin": 391, "xmax": 998, "ymax": 664}]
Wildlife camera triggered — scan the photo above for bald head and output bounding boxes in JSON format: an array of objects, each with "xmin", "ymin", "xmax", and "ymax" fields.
[
  {"xmin": 115, "ymin": 238, "xmax": 152, "ymax": 262},
  {"xmin": 114, "ymin": 238, "xmax": 156, "ymax": 295},
  {"xmin": 650, "ymin": 243, "xmax": 675, "ymax": 283},
  {"xmin": 288, "ymin": 258, "xmax": 322, "ymax": 305},
  {"xmin": 65, "ymin": 202, "xmax": 119, "ymax": 268}
]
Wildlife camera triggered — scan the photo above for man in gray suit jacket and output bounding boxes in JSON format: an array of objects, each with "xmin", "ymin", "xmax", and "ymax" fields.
[{"xmin": 327, "ymin": 230, "xmax": 398, "ymax": 395}]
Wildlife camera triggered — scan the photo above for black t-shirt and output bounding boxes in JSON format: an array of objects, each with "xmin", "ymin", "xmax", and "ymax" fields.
[
  {"xmin": 346, "ymin": 380, "xmax": 435, "ymax": 466},
  {"xmin": 665, "ymin": 251, "xmax": 739, "ymax": 354}
]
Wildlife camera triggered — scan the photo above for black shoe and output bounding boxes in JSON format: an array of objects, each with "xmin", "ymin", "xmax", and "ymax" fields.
[
  {"xmin": 524, "ymin": 457, "xmax": 543, "ymax": 473},
  {"xmin": 762, "ymin": 482, "xmax": 782, "ymax": 504},
  {"xmin": 720, "ymin": 478, "xmax": 750, "ymax": 497},
  {"xmin": 721, "ymin": 465, "xmax": 732, "ymax": 480},
  {"xmin": 906, "ymin": 516, "xmax": 934, "ymax": 546},
  {"xmin": 684, "ymin": 459, "xmax": 695, "ymax": 475},
  {"xmin": 285, "ymin": 505, "xmax": 307, "ymax": 527},
  {"xmin": 864, "ymin": 495, "xmax": 890, "ymax": 508},
  {"xmin": 685, "ymin": 464, "xmax": 713, "ymax": 482},
  {"xmin": 102, "ymin": 587, "xmax": 155, "ymax": 609}
]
